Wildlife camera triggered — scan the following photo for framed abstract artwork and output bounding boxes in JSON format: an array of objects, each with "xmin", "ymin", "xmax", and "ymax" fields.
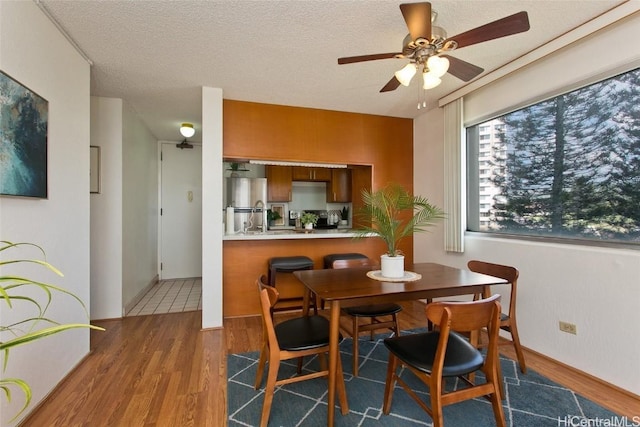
[{"xmin": 0, "ymin": 70, "xmax": 48, "ymax": 198}]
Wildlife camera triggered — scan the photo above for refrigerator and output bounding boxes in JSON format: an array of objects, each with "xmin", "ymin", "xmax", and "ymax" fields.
[{"xmin": 226, "ymin": 177, "xmax": 267, "ymax": 233}]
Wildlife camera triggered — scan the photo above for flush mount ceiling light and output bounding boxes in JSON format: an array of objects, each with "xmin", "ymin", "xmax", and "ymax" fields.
[
  {"xmin": 177, "ymin": 122, "xmax": 195, "ymax": 149},
  {"xmin": 179, "ymin": 123, "xmax": 195, "ymax": 138}
]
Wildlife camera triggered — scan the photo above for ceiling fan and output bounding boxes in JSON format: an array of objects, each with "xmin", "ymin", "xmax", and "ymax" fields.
[{"xmin": 337, "ymin": 2, "xmax": 530, "ymax": 92}]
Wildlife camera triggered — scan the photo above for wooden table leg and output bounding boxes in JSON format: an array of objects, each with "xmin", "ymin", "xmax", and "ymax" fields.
[
  {"xmin": 327, "ymin": 300, "xmax": 348, "ymax": 426},
  {"xmin": 302, "ymin": 288, "xmax": 310, "ymax": 317},
  {"xmin": 482, "ymin": 285, "xmax": 491, "ymax": 299}
]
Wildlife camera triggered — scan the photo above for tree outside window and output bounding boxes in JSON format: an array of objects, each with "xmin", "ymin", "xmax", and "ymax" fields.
[{"xmin": 467, "ymin": 67, "xmax": 640, "ymax": 244}]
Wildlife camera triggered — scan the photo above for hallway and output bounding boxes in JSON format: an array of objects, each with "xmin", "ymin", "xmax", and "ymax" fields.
[{"xmin": 127, "ymin": 277, "xmax": 202, "ymax": 316}]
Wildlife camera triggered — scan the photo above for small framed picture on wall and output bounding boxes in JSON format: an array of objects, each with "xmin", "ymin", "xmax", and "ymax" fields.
[
  {"xmin": 271, "ymin": 204, "xmax": 285, "ymax": 226},
  {"xmin": 90, "ymin": 146, "xmax": 100, "ymax": 193}
]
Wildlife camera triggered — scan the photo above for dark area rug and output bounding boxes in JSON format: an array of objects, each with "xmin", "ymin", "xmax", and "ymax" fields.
[{"xmin": 228, "ymin": 329, "xmax": 620, "ymax": 426}]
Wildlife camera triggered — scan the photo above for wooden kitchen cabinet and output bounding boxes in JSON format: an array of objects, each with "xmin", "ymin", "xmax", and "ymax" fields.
[
  {"xmin": 327, "ymin": 168, "xmax": 352, "ymax": 202},
  {"xmin": 266, "ymin": 165, "xmax": 292, "ymax": 202},
  {"xmin": 292, "ymin": 167, "xmax": 331, "ymax": 182}
]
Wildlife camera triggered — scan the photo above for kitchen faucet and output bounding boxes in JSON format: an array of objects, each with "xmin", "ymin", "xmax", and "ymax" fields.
[{"xmin": 253, "ymin": 200, "xmax": 266, "ymax": 232}]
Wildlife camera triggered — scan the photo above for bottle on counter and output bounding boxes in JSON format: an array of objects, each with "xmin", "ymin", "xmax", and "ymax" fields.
[{"xmin": 226, "ymin": 206, "xmax": 235, "ymax": 234}]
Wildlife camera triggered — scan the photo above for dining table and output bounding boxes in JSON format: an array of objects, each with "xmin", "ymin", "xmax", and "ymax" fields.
[{"xmin": 294, "ymin": 262, "xmax": 509, "ymax": 427}]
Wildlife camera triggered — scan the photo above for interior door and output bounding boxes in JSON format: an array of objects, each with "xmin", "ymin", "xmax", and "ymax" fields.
[{"xmin": 160, "ymin": 142, "xmax": 202, "ymax": 279}]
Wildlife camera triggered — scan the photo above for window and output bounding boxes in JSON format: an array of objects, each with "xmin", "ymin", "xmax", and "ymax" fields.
[{"xmin": 467, "ymin": 67, "xmax": 640, "ymax": 245}]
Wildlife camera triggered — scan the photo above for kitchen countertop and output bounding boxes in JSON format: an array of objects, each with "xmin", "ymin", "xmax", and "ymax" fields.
[{"xmin": 223, "ymin": 228, "xmax": 361, "ymax": 241}]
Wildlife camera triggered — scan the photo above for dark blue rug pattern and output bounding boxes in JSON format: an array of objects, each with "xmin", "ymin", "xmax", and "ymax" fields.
[{"xmin": 228, "ymin": 329, "xmax": 619, "ymax": 426}]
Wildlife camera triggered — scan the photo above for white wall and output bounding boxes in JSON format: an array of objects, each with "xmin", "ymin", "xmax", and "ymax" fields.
[
  {"xmin": 464, "ymin": 11, "xmax": 640, "ymax": 126},
  {"xmin": 90, "ymin": 97, "xmax": 158, "ymax": 319},
  {"xmin": 122, "ymin": 102, "xmax": 158, "ymax": 309},
  {"xmin": 202, "ymin": 87, "xmax": 224, "ymax": 329},
  {"xmin": 0, "ymin": 2, "xmax": 91, "ymax": 424},
  {"xmin": 90, "ymin": 97, "xmax": 123, "ymax": 319},
  {"xmin": 413, "ymin": 13, "xmax": 640, "ymax": 395}
]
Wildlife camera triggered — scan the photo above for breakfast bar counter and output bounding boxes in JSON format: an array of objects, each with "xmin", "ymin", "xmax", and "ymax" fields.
[
  {"xmin": 223, "ymin": 233, "xmax": 395, "ymax": 317},
  {"xmin": 222, "ymin": 228, "xmax": 356, "ymax": 241}
]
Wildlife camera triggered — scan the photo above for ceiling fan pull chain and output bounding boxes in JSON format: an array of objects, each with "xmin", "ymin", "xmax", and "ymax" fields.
[{"xmin": 417, "ymin": 87, "xmax": 427, "ymax": 110}]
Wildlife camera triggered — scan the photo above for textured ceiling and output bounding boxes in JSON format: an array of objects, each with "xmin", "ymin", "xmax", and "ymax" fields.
[{"xmin": 39, "ymin": 0, "xmax": 625, "ymax": 142}]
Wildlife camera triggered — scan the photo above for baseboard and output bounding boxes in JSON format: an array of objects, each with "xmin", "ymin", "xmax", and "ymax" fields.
[
  {"xmin": 17, "ymin": 351, "xmax": 92, "ymax": 426},
  {"xmin": 519, "ymin": 343, "xmax": 640, "ymax": 400},
  {"xmin": 123, "ymin": 274, "xmax": 159, "ymax": 316},
  {"xmin": 201, "ymin": 325, "xmax": 224, "ymax": 332},
  {"xmin": 501, "ymin": 339, "xmax": 640, "ymax": 418},
  {"xmin": 224, "ymin": 314, "xmax": 259, "ymax": 319}
]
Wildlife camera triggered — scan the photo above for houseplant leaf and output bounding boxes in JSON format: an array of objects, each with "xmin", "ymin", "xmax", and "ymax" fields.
[
  {"xmin": 0, "ymin": 240, "xmax": 105, "ymax": 421},
  {"xmin": 353, "ymin": 183, "xmax": 445, "ymax": 257}
]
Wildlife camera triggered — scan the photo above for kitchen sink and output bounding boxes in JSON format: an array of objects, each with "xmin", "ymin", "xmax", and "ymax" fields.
[
  {"xmin": 267, "ymin": 230, "xmax": 294, "ymax": 234},
  {"xmin": 241, "ymin": 229, "xmax": 293, "ymax": 235}
]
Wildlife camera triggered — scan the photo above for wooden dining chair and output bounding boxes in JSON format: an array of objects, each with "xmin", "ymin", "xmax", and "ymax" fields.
[
  {"xmin": 332, "ymin": 258, "xmax": 402, "ymax": 377},
  {"xmin": 467, "ymin": 260, "xmax": 526, "ymax": 373},
  {"xmin": 382, "ymin": 294, "xmax": 506, "ymax": 427},
  {"xmin": 254, "ymin": 275, "xmax": 347, "ymax": 427}
]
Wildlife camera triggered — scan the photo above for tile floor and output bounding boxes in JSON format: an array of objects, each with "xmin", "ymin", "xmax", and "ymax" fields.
[{"xmin": 127, "ymin": 277, "xmax": 202, "ymax": 316}]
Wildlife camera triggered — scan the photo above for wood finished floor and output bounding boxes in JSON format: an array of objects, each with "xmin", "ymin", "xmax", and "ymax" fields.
[{"xmin": 21, "ymin": 301, "xmax": 639, "ymax": 426}]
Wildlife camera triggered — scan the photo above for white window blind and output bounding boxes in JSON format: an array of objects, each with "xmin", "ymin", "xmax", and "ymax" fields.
[{"xmin": 443, "ymin": 98, "xmax": 464, "ymax": 253}]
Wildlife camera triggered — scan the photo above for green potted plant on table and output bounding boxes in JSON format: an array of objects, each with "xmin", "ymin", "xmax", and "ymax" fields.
[
  {"xmin": 353, "ymin": 183, "xmax": 444, "ymax": 278},
  {"xmin": 0, "ymin": 241, "xmax": 104, "ymax": 422},
  {"xmin": 300, "ymin": 212, "xmax": 319, "ymax": 231}
]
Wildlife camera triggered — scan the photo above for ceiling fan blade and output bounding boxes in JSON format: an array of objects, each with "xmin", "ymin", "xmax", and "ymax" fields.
[
  {"xmin": 380, "ymin": 76, "xmax": 401, "ymax": 92},
  {"xmin": 446, "ymin": 11, "xmax": 530, "ymax": 49},
  {"xmin": 338, "ymin": 52, "xmax": 400, "ymax": 65},
  {"xmin": 441, "ymin": 55, "xmax": 484, "ymax": 82},
  {"xmin": 400, "ymin": 2, "xmax": 432, "ymax": 42}
]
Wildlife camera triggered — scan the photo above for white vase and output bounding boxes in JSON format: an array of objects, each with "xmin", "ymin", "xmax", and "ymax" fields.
[
  {"xmin": 304, "ymin": 223, "xmax": 313, "ymax": 230},
  {"xmin": 380, "ymin": 254, "xmax": 405, "ymax": 278}
]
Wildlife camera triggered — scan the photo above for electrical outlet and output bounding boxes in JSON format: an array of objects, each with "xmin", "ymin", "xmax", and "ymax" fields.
[{"xmin": 559, "ymin": 321, "xmax": 577, "ymax": 335}]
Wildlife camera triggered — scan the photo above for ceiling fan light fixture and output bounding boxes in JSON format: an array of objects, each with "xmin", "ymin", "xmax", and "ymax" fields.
[
  {"xmin": 337, "ymin": 4, "xmax": 531, "ymax": 98},
  {"xmin": 180, "ymin": 122, "xmax": 195, "ymax": 138},
  {"xmin": 426, "ymin": 55, "xmax": 449, "ymax": 78},
  {"xmin": 394, "ymin": 63, "xmax": 417, "ymax": 86},
  {"xmin": 423, "ymin": 71, "xmax": 441, "ymax": 89}
]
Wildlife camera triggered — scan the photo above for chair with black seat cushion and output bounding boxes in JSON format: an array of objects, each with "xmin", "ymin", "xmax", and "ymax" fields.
[
  {"xmin": 267, "ymin": 256, "xmax": 316, "ymax": 314},
  {"xmin": 332, "ymin": 257, "xmax": 402, "ymax": 377},
  {"xmin": 318, "ymin": 252, "xmax": 369, "ymax": 310},
  {"xmin": 254, "ymin": 275, "xmax": 347, "ymax": 427},
  {"xmin": 323, "ymin": 252, "xmax": 368, "ymax": 269},
  {"xmin": 382, "ymin": 294, "xmax": 505, "ymax": 427},
  {"xmin": 467, "ymin": 259, "xmax": 526, "ymax": 373}
]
